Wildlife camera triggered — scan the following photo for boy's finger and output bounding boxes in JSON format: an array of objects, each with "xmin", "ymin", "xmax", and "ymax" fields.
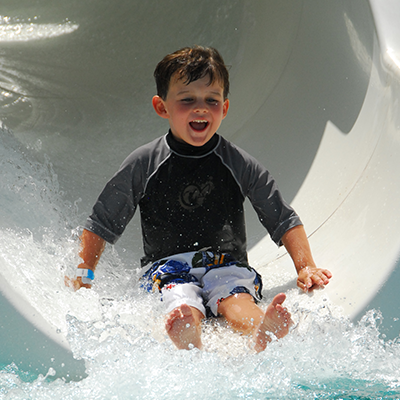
[
  {"xmin": 297, "ymin": 277, "xmax": 310, "ymax": 292},
  {"xmin": 321, "ymin": 269, "xmax": 333, "ymax": 279},
  {"xmin": 64, "ymin": 275, "xmax": 71, "ymax": 287},
  {"xmin": 315, "ymin": 270, "xmax": 331, "ymax": 285}
]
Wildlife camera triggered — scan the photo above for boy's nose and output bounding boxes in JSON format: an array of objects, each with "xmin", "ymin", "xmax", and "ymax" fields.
[{"xmin": 193, "ymin": 100, "xmax": 208, "ymax": 113}]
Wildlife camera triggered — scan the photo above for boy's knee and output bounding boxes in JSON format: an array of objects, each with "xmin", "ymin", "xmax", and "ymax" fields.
[{"xmin": 217, "ymin": 292, "xmax": 255, "ymax": 314}]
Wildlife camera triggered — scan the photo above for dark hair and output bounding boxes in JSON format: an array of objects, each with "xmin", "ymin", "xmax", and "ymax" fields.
[{"xmin": 154, "ymin": 46, "xmax": 230, "ymax": 100}]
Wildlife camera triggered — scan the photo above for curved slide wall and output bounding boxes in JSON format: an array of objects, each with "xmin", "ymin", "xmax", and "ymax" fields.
[{"xmin": 1, "ymin": 0, "xmax": 400, "ymax": 379}]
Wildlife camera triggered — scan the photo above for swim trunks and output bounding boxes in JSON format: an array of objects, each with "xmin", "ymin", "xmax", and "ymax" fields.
[{"xmin": 142, "ymin": 250, "xmax": 263, "ymax": 317}]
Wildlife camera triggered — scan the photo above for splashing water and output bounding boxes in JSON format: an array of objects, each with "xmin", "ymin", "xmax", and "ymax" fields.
[{"xmin": 1, "ymin": 127, "xmax": 400, "ymax": 399}]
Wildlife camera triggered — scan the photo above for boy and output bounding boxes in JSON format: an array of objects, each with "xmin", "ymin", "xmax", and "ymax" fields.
[{"xmin": 66, "ymin": 46, "xmax": 332, "ymax": 352}]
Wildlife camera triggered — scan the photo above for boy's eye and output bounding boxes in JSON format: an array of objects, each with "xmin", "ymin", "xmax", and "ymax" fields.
[
  {"xmin": 207, "ymin": 98, "xmax": 218, "ymax": 105},
  {"xmin": 179, "ymin": 97, "xmax": 220, "ymax": 105}
]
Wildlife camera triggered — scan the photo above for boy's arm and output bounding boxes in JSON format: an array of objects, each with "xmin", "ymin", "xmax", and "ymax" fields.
[
  {"xmin": 281, "ymin": 225, "xmax": 332, "ymax": 292},
  {"xmin": 64, "ymin": 229, "xmax": 106, "ymax": 291}
]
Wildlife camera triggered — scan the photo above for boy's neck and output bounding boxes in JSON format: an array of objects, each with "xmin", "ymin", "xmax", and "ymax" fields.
[{"xmin": 167, "ymin": 130, "xmax": 219, "ymax": 156}]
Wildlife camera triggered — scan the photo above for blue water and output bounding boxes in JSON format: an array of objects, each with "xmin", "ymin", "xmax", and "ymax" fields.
[{"xmin": 1, "ymin": 1, "xmax": 400, "ymax": 398}]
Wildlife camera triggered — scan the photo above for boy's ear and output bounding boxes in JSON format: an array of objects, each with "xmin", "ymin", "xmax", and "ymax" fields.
[
  {"xmin": 152, "ymin": 95, "xmax": 169, "ymax": 119},
  {"xmin": 222, "ymin": 98, "xmax": 230, "ymax": 119}
]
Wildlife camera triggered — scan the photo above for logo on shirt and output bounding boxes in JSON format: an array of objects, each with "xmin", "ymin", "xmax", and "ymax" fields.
[{"xmin": 179, "ymin": 180, "xmax": 214, "ymax": 210}]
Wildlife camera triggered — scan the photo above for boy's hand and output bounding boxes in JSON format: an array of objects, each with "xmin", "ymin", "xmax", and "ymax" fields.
[
  {"xmin": 281, "ymin": 226, "xmax": 332, "ymax": 293},
  {"xmin": 64, "ymin": 230, "xmax": 105, "ymax": 291},
  {"xmin": 297, "ymin": 266, "xmax": 332, "ymax": 292},
  {"xmin": 64, "ymin": 274, "xmax": 92, "ymax": 291}
]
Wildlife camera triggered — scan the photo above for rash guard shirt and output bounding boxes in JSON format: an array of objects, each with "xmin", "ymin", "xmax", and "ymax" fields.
[{"xmin": 85, "ymin": 131, "xmax": 302, "ymax": 266}]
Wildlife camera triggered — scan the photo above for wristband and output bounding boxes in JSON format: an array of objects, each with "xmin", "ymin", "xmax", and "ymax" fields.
[{"xmin": 76, "ymin": 268, "xmax": 95, "ymax": 284}]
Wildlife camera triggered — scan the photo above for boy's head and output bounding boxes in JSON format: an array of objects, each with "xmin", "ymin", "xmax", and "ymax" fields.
[
  {"xmin": 152, "ymin": 46, "xmax": 230, "ymax": 147},
  {"xmin": 154, "ymin": 46, "xmax": 230, "ymax": 100}
]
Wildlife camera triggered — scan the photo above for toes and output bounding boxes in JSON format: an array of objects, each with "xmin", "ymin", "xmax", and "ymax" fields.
[
  {"xmin": 271, "ymin": 293, "xmax": 286, "ymax": 307},
  {"xmin": 168, "ymin": 308, "xmax": 181, "ymax": 321},
  {"xmin": 166, "ymin": 308, "xmax": 183, "ymax": 330},
  {"xmin": 180, "ymin": 304, "xmax": 193, "ymax": 317},
  {"xmin": 165, "ymin": 305, "xmax": 195, "ymax": 330}
]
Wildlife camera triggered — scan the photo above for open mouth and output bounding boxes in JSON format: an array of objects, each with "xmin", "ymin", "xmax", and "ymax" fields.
[{"xmin": 189, "ymin": 120, "xmax": 209, "ymax": 131}]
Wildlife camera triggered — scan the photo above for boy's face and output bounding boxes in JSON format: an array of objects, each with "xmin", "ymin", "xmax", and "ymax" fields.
[{"xmin": 152, "ymin": 74, "xmax": 229, "ymax": 147}]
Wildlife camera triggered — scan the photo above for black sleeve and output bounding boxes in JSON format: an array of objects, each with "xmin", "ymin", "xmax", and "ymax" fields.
[
  {"xmin": 216, "ymin": 139, "xmax": 302, "ymax": 246},
  {"xmin": 84, "ymin": 161, "xmax": 140, "ymax": 244},
  {"xmin": 83, "ymin": 135, "xmax": 170, "ymax": 244}
]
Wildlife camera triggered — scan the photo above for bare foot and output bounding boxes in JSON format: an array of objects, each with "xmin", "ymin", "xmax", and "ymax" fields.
[
  {"xmin": 165, "ymin": 304, "xmax": 203, "ymax": 350},
  {"xmin": 253, "ymin": 293, "xmax": 293, "ymax": 352}
]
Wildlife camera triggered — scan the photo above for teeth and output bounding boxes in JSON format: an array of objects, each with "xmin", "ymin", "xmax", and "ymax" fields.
[{"xmin": 192, "ymin": 120, "xmax": 207, "ymax": 123}]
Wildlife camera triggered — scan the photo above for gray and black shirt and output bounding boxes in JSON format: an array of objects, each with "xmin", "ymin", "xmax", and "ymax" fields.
[{"xmin": 85, "ymin": 131, "xmax": 302, "ymax": 266}]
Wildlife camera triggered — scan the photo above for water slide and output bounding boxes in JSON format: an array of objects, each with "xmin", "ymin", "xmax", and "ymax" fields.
[{"xmin": 1, "ymin": 0, "xmax": 400, "ymax": 381}]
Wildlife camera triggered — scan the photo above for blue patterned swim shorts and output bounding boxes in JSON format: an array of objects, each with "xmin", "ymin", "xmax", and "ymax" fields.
[{"xmin": 142, "ymin": 250, "xmax": 263, "ymax": 317}]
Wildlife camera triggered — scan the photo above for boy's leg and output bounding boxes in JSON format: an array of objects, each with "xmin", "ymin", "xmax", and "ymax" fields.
[
  {"xmin": 143, "ymin": 252, "xmax": 206, "ymax": 350},
  {"xmin": 162, "ymin": 282, "xmax": 206, "ymax": 350},
  {"xmin": 217, "ymin": 292, "xmax": 292, "ymax": 352},
  {"xmin": 165, "ymin": 305, "xmax": 204, "ymax": 350}
]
